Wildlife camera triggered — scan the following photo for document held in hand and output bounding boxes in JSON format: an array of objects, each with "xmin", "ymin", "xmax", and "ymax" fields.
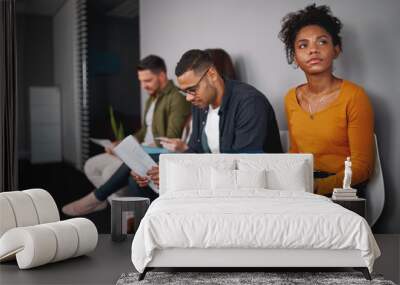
[{"xmin": 113, "ymin": 135, "xmax": 159, "ymax": 193}]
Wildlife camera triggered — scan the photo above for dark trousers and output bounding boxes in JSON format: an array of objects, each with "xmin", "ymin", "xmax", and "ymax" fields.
[{"xmin": 93, "ymin": 154, "xmax": 159, "ymax": 202}]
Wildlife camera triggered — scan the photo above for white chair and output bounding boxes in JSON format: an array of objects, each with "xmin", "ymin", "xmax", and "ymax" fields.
[
  {"xmin": 0, "ymin": 189, "xmax": 98, "ymax": 269},
  {"xmin": 364, "ymin": 135, "xmax": 385, "ymax": 226},
  {"xmin": 279, "ymin": 131, "xmax": 385, "ymax": 226},
  {"xmin": 279, "ymin": 130, "xmax": 290, "ymax": 153}
]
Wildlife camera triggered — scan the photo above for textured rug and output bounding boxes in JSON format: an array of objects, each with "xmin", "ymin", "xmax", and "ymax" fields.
[{"xmin": 116, "ymin": 271, "xmax": 396, "ymax": 285}]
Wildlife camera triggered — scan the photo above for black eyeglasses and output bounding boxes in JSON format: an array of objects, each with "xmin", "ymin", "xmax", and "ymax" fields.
[{"xmin": 179, "ymin": 67, "xmax": 210, "ymax": 96}]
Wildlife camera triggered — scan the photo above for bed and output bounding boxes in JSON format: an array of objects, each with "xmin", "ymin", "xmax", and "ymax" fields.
[{"xmin": 131, "ymin": 154, "xmax": 380, "ymax": 280}]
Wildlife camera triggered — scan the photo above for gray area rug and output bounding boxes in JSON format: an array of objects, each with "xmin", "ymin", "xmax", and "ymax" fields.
[{"xmin": 116, "ymin": 271, "xmax": 396, "ymax": 285}]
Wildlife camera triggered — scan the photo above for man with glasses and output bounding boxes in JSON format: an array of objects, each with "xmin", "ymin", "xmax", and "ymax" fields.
[{"xmin": 134, "ymin": 49, "xmax": 282, "ymax": 187}]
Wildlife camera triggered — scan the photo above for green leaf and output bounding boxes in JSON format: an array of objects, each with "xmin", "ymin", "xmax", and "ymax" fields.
[
  {"xmin": 109, "ymin": 106, "xmax": 118, "ymax": 140},
  {"xmin": 117, "ymin": 122, "xmax": 125, "ymax": 141}
]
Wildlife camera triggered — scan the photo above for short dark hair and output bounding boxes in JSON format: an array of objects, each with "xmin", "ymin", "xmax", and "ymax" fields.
[
  {"xmin": 175, "ymin": 49, "xmax": 213, "ymax": 77},
  {"xmin": 278, "ymin": 4, "xmax": 343, "ymax": 64},
  {"xmin": 137, "ymin": 55, "xmax": 166, "ymax": 74},
  {"xmin": 205, "ymin": 48, "xmax": 237, "ymax": 80}
]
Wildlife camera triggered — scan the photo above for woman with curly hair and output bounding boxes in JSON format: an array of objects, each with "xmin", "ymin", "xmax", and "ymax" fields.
[{"xmin": 279, "ymin": 4, "xmax": 374, "ymax": 195}]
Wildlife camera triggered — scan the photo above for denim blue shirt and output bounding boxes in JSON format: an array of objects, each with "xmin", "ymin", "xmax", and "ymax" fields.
[{"xmin": 186, "ymin": 79, "xmax": 283, "ymax": 154}]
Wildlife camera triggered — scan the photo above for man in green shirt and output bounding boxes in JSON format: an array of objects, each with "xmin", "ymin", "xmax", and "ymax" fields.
[
  {"xmin": 63, "ymin": 55, "xmax": 191, "ymax": 216},
  {"xmin": 134, "ymin": 55, "xmax": 191, "ymax": 146}
]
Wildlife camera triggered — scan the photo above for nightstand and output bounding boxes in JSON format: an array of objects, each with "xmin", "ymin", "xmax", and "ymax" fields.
[{"xmin": 331, "ymin": 198, "xmax": 366, "ymax": 218}]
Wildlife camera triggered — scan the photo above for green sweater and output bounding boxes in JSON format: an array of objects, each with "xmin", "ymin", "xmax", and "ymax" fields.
[{"xmin": 134, "ymin": 80, "xmax": 191, "ymax": 147}]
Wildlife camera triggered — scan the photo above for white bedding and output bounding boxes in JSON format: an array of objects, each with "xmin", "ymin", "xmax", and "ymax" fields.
[{"xmin": 131, "ymin": 190, "xmax": 380, "ymax": 273}]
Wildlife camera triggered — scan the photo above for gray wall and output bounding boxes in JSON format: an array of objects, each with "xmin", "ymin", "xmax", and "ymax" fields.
[
  {"xmin": 140, "ymin": 0, "xmax": 400, "ymax": 233},
  {"xmin": 17, "ymin": 15, "xmax": 54, "ymax": 159}
]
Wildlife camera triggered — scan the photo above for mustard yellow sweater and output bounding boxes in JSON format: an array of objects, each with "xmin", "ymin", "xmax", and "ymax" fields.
[{"xmin": 285, "ymin": 80, "xmax": 374, "ymax": 195}]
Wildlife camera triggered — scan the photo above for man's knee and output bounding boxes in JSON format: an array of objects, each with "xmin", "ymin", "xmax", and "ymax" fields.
[
  {"xmin": 83, "ymin": 156, "xmax": 98, "ymax": 176},
  {"xmin": 102, "ymin": 161, "xmax": 123, "ymax": 181},
  {"xmin": 84, "ymin": 153, "xmax": 113, "ymax": 176}
]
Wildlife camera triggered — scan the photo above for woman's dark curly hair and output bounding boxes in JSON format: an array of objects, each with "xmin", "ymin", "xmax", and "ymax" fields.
[{"xmin": 278, "ymin": 4, "xmax": 343, "ymax": 64}]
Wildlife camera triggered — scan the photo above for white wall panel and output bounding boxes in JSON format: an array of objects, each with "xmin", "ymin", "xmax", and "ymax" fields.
[
  {"xmin": 53, "ymin": 0, "xmax": 81, "ymax": 168},
  {"xmin": 29, "ymin": 87, "xmax": 62, "ymax": 163}
]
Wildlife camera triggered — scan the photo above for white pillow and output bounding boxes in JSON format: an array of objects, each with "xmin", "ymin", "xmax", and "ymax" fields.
[
  {"xmin": 237, "ymin": 169, "xmax": 267, "ymax": 188},
  {"xmin": 238, "ymin": 159, "xmax": 308, "ymax": 191},
  {"xmin": 211, "ymin": 169, "xmax": 267, "ymax": 190},
  {"xmin": 211, "ymin": 168, "xmax": 236, "ymax": 190},
  {"xmin": 167, "ymin": 162, "xmax": 210, "ymax": 191},
  {"xmin": 167, "ymin": 160, "xmax": 235, "ymax": 192},
  {"xmin": 265, "ymin": 161, "xmax": 307, "ymax": 191}
]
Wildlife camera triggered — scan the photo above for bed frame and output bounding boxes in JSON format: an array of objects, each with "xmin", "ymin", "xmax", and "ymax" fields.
[
  {"xmin": 137, "ymin": 154, "xmax": 372, "ymax": 281},
  {"xmin": 138, "ymin": 248, "xmax": 371, "ymax": 280}
]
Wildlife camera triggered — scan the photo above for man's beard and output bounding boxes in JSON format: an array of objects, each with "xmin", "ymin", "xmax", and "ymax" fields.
[
  {"xmin": 148, "ymin": 88, "xmax": 159, "ymax": 97},
  {"xmin": 148, "ymin": 85, "xmax": 160, "ymax": 97}
]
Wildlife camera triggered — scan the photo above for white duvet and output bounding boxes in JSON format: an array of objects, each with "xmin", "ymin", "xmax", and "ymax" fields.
[{"xmin": 131, "ymin": 190, "xmax": 380, "ymax": 273}]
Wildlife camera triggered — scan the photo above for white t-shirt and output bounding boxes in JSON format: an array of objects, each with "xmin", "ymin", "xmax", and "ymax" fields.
[
  {"xmin": 204, "ymin": 106, "xmax": 220, "ymax": 153},
  {"xmin": 143, "ymin": 99, "xmax": 157, "ymax": 146}
]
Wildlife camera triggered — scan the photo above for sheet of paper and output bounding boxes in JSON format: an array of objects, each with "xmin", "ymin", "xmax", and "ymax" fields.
[
  {"xmin": 90, "ymin": 138, "xmax": 113, "ymax": 148},
  {"xmin": 113, "ymin": 135, "xmax": 159, "ymax": 193}
]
